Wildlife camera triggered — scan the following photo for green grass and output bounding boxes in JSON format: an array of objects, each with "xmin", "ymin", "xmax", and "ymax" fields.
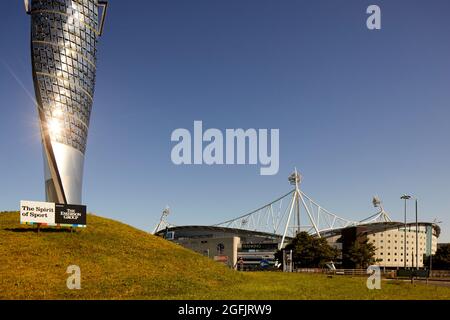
[{"xmin": 1, "ymin": 211, "xmax": 449, "ymax": 300}]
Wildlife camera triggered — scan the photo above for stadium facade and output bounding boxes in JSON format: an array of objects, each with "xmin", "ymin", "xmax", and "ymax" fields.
[
  {"xmin": 157, "ymin": 226, "xmax": 289, "ymax": 270},
  {"xmin": 157, "ymin": 221, "xmax": 440, "ymax": 270},
  {"xmin": 26, "ymin": 0, "xmax": 107, "ymax": 204}
]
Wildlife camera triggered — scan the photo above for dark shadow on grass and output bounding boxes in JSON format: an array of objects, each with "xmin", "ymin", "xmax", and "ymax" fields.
[{"xmin": 4, "ymin": 227, "xmax": 73, "ymax": 233}]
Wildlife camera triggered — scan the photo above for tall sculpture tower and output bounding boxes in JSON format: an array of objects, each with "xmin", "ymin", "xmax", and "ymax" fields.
[{"xmin": 25, "ymin": 0, "xmax": 107, "ymax": 204}]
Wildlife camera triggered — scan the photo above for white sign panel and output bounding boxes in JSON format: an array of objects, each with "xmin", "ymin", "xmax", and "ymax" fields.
[{"xmin": 20, "ymin": 200, "xmax": 55, "ymax": 225}]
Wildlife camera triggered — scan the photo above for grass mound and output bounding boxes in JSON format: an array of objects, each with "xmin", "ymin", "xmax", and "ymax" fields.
[
  {"xmin": 0, "ymin": 211, "xmax": 243, "ymax": 299},
  {"xmin": 1, "ymin": 211, "xmax": 450, "ymax": 300}
]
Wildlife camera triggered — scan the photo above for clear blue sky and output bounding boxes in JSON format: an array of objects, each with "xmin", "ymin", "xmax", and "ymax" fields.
[{"xmin": 1, "ymin": 0, "xmax": 450, "ymax": 241}]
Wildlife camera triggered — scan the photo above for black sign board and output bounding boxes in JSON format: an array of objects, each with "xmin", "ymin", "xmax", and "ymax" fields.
[{"xmin": 55, "ymin": 203, "xmax": 87, "ymax": 226}]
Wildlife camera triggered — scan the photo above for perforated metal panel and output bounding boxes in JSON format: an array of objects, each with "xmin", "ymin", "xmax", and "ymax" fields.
[
  {"xmin": 31, "ymin": 0, "xmax": 98, "ymax": 154},
  {"xmin": 29, "ymin": 0, "xmax": 105, "ymax": 204}
]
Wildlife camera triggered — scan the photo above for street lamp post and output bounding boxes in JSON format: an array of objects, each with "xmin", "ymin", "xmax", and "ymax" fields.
[
  {"xmin": 430, "ymin": 251, "xmax": 432, "ymax": 271},
  {"xmin": 415, "ymin": 199, "xmax": 419, "ymax": 270},
  {"xmin": 401, "ymin": 195, "xmax": 411, "ymax": 269}
]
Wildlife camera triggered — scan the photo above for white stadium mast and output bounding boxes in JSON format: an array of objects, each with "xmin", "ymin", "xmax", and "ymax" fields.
[
  {"xmin": 153, "ymin": 206, "xmax": 171, "ymax": 234},
  {"xmin": 214, "ymin": 169, "xmax": 359, "ymax": 248}
]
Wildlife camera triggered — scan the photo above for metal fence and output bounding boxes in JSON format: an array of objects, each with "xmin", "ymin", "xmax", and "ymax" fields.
[
  {"xmin": 430, "ymin": 270, "xmax": 450, "ymax": 278},
  {"xmin": 295, "ymin": 268, "xmax": 450, "ymax": 279},
  {"xmin": 295, "ymin": 268, "xmax": 395, "ymax": 277}
]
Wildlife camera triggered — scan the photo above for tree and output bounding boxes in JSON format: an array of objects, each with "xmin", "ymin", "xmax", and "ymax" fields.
[
  {"xmin": 343, "ymin": 238, "xmax": 376, "ymax": 269},
  {"xmin": 424, "ymin": 244, "xmax": 450, "ymax": 270},
  {"xmin": 275, "ymin": 232, "xmax": 338, "ymax": 268}
]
